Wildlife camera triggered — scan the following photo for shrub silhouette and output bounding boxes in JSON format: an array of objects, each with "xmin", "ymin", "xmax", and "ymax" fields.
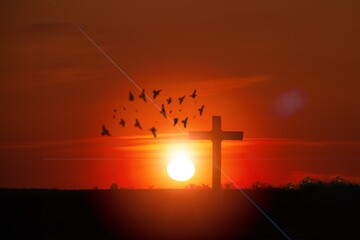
[
  {"xmin": 224, "ymin": 182, "xmax": 235, "ymax": 190},
  {"xmin": 298, "ymin": 176, "xmax": 324, "ymax": 190},
  {"xmin": 186, "ymin": 183, "xmax": 210, "ymax": 190},
  {"xmin": 251, "ymin": 181, "xmax": 273, "ymax": 190},
  {"xmin": 201, "ymin": 183, "xmax": 210, "ymax": 190},
  {"xmin": 282, "ymin": 182, "xmax": 296, "ymax": 191},
  {"xmin": 110, "ymin": 183, "xmax": 119, "ymax": 190},
  {"xmin": 330, "ymin": 176, "xmax": 346, "ymax": 186},
  {"xmin": 329, "ymin": 176, "xmax": 360, "ymax": 191}
]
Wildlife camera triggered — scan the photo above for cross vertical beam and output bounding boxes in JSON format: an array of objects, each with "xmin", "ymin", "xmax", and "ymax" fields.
[
  {"xmin": 212, "ymin": 116, "xmax": 222, "ymax": 190},
  {"xmin": 212, "ymin": 139, "xmax": 222, "ymax": 191},
  {"xmin": 189, "ymin": 116, "xmax": 243, "ymax": 190}
]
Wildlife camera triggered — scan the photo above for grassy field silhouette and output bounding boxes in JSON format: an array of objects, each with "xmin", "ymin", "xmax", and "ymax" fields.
[{"xmin": 1, "ymin": 179, "xmax": 359, "ymax": 239}]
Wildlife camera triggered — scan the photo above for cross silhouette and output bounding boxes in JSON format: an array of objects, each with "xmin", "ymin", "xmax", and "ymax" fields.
[{"xmin": 189, "ymin": 116, "xmax": 243, "ymax": 190}]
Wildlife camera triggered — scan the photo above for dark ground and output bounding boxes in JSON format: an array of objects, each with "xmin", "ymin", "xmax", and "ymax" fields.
[{"xmin": 0, "ymin": 187, "xmax": 359, "ymax": 240}]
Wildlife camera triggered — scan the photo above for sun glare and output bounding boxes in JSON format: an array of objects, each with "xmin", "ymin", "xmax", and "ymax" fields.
[{"xmin": 167, "ymin": 148, "xmax": 195, "ymax": 181}]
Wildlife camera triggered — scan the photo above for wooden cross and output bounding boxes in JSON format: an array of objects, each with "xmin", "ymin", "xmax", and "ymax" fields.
[{"xmin": 189, "ymin": 116, "xmax": 243, "ymax": 190}]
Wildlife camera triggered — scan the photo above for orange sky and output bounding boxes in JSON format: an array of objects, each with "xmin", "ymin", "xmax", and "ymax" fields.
[{"xmin": 1, "ymin": 0, "xmax": 360, "ymax": 189}]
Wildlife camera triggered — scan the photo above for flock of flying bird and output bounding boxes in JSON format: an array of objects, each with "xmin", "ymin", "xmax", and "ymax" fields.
[{"xmin": 101, "ymin": 89, "xmax": 205, "ymax": 138}]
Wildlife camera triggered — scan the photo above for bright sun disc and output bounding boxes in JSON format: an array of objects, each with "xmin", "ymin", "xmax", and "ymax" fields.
[{"xmin": 167, "ymin": 150, "xmax": 195, "ymax": 181}]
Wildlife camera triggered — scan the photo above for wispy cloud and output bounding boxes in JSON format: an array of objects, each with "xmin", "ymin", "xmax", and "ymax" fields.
[
  {"xmin": 0, "ymin": 133, "xmax": 187, "ymax": 149},
  {"xmin": 225, "ymin": 138, "xmax": 360, "ymax": 147},
  {"xmin": 189, "ymin": 75, "xmax": 272, "ymax": 95},
  {"xmin": 3, "ymin": 136, "xmax": 360, "ymax": 150}
]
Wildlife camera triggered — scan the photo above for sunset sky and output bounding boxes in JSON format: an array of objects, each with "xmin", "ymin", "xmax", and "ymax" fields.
[{"xmin": 1, "ymin": 0, "xmax": 360, "ymax": 189}]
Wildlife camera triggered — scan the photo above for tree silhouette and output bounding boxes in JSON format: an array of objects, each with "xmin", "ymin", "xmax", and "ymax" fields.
[
  {"xmin": 110, "ymin": 183, "xmax": 119, "ymax": 190},
  {"xmin": 251, "ymin": 181, "xmax": 272, "ymax": 190}
]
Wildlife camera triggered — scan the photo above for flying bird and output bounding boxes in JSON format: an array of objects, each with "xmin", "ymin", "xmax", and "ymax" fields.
[
  {"xmin": 198, "ymin": 105, "xmax": 205, "ymax": 116},
  {"xmin": 190, "ymin": 89, "xmax": 197, "ymax": 99},
  {"xmin": 179, "ymin": 95, "xmax": 185, "ymax": 105},
  {"xmin": 135, "ymin": 118, "xmax": 142, "ymax": 130},
  {"xmin": 101, "ymin": 124, "xmax": 112, "ymax": 136},
  {"xmin": 129, "ymin": 92, "xmax": 134, "ymax": 101},
  {"xmin": 122, "ymin": 106, "xmax": 126, "ymax": 111},
  {"xmin": 119, "ymin": 119, "xmax": 125, "ymax": 127},
  {"xmin": 173, "ymin": 118, "xmax": 179, "ymax": 126},
  {"xmin": 160, "ymin": 104, "xmax": 167, "ymax": 118},
  {"xmin": 149, "ymin": 127, "xmax": 157, "ymax": 138},
  {"xmin": 114, "ymin": 109, "xmax": 117, "ymax": 113},
  {"xmin": 181, "ymin": 117, "xmax": 188, "ymax": 128},
  {"xmin": 139, "ymin": 89, "xmax": 147, "ymax": 103},
  {"xmin": 166, "ymin": 97, "xmax": 172, "ymax": 104},
  {"xmin": 153, "ymin": 89, "xmax": 162, "ymax": 100}
]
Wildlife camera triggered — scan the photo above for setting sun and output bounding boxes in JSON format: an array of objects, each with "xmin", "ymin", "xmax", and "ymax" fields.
[{"xmin": 167, "ymin": 149, "xmax": 195, "ymax": 181}]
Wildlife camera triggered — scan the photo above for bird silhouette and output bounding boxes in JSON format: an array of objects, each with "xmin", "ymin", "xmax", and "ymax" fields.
[
  {"xmin": 169, "ymin": 110, "xmax": 172, "ymax": 114},
  {"xmin": 166, "ymin": 97, "xmax": 172, "ymax": 104},
  {"xmin": 129, "ymin": 92, "xmax": 134, "ymax": 101},
  {"xmin": 149, "ymin": 127, "xmax": 157, "ymax": 138},
  {"xmin": 119, "ymin": 119, "xmax": 125, "ymax": 127},
  {"xmin": 198, "ymin": 105, "xmax": 205, "ymax": 116},
  {"xmin": 112, "ymin": 115, "xmax": 116, "ymax": 119},
  {"xmin": 153, "ymin": 89, "xmax": 162, "ymax": 100},
  {"xmin": 135, "ymin": 118, "xmax": 142, "ymax": 130},
  {"xmin": 181, "ymin": 117, "xmax": 188, "ymax": 128},
  {"xmin": 139, "ymin": 89, "xmax": 147, "ymax": 103},
  {"xmin": 160, "ymin": 104, "xmax": 167, "ymax": 118},
  {"xmin": 179, "ymin": 95, "xmax": 185, "ymax": 105},
  {"xmin": 190, "ymin": 89, "xmax": 197, "ymax": 99},
  {"xmin": 123, "ymin": 106, "xmax": 126, "ymax": 111},
  {"xmin": 101, "ymin": 124, "xmax": 112, "ymax": 136},
  {"xmin": 173, "ymin": 118, "xmax": 179, "ymax": 126},
  {"xmin": 114, "ymin": 109, "xmax": 117, "ymax": 113}
]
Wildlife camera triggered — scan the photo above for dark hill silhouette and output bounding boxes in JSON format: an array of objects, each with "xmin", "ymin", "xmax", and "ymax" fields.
[{"xmin": 0, "ymin": 179, "xmax": 359, "ymax": 240}]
